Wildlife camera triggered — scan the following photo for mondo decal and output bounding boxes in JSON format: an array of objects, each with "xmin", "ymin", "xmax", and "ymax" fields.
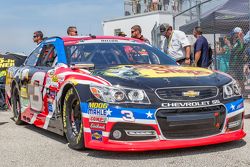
[{"xmin": 5, "ymin": 36, "xmax": 245, "ymax": 152}]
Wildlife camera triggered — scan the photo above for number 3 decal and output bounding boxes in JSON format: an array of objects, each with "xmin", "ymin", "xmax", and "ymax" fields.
[
  {"xmin": 29, "ymin": 72, "xmax": 46, "ymax": 112},
  {"xmin": 121, "ymin": 110, "xmax": 135, "ymax": 122}
]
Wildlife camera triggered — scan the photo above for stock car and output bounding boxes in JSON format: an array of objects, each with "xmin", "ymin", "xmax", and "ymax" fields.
[{"xmin": 5, "ymin": 36, "xmax": 246, "ymax": 151}]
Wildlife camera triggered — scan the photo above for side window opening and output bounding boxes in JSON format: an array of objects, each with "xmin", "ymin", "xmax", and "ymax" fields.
[{"xmin": 36, "ymin": 44, "xmax": 57, "ymax": 67}]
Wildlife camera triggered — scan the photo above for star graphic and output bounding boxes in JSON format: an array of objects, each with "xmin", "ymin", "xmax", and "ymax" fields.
[
  {"xmin": 230, "ymin": 104, "xmax": 235, "ymax": 110},
  {"xmin": 106, "ymin": 109, "xmax": 112, "ymax": 116},
  {"xmin": 146, "ymin": 111, "xmax": 153, "ymax": 118}
]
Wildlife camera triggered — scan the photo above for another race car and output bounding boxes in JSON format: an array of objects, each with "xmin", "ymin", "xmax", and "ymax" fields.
[{"xmin": 5, "ymin": 36, "xmax": 245, "ymax": 151}]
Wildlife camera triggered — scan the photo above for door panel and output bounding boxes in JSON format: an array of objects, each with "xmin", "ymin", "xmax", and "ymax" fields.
[{"xmin": 29, "ymin": 71, "xmax": 46, "ymax": 112}]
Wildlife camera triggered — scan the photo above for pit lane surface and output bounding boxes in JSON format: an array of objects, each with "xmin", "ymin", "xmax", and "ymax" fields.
[{"xmin": 0, "ymin": 110, "xmax": 249, "ymax": 167}]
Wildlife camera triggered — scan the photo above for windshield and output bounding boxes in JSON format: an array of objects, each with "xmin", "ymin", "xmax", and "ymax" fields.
[{"xmin": 65, "ymin": 42, "xmax": 176, "ymax": 66}]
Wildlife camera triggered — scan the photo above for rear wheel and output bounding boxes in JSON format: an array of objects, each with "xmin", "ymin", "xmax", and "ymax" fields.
[
  {"xmin": 11, "ymin": 87, "xmax": 23, "ymax": 125},
  {"xmin": 63, "ymin": 88, "xmax": 84, "ymax": 150}
]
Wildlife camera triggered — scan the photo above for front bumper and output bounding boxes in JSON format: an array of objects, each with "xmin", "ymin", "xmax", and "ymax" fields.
[
  {"xmin": 80, "ymin": 98, "xmax": 246, "ymax": 151},
  {"xmin": 84, "ymin": 129, "xmax": 245, "ymax": 151}
]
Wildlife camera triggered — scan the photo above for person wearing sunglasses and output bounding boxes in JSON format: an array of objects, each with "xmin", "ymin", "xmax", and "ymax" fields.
[
  {"xmin": 67, "ymin": 26, "xmax": 78, "ymax": 36},
  {"xmin": 131, "ymin": 25, "xmax": 150, "ymax": 44},
  {"xmin": 33, "ymin": 31, "xmax": 43, "ymax": 45}
]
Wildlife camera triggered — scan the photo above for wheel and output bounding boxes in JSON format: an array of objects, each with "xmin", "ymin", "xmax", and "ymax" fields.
[
  {"xmin": 63, "ymin": 88, "xmax": 84, "ymax": 150},
  {"xmin": 11, "ymin": 87, "xmax": 23, "ymax": 125}
]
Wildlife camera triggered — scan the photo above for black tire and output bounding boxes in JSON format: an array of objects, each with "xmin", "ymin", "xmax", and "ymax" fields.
[
  {"xmin": 63, "ymin": 88, "xmax": 84, "ymax": 150},
  {"xmin": 11, "ymin": 87, "xmax": 23, "ymax": 125}
]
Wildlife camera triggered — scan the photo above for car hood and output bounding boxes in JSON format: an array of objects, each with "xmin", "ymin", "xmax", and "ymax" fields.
[{"xmin": 92, "ymin": 65, "xmax": 232, "ymax": 89}]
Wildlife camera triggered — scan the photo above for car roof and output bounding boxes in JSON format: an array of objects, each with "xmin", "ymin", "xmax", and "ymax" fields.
[{"xmin": 61, "ymin": 35, "xmax": 145, "ymax": 45}]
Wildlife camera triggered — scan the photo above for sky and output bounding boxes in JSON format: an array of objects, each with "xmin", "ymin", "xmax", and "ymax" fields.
[{"xmin": 0, "ymin": 0, "xmax": 124, "ymax": 55}]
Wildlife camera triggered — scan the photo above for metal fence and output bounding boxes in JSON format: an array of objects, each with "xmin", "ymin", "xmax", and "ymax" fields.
[{"xmin": 174, "ymin": 0, "xmax": 250, "ymax": 98}]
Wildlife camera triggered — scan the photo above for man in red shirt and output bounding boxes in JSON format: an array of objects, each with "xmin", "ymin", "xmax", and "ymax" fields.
[{"xmin": 131, "ymin": 25, "xmax": 150, "ymax": 44}]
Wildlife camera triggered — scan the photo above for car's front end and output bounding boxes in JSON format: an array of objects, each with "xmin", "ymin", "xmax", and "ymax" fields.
[
  {"xmin": 78, "ymin": 65, "xmax": 245, "ymax": 151},
  {"xmin": 61, "ymin": 37, "xmax": 245, "ymax": 151}
]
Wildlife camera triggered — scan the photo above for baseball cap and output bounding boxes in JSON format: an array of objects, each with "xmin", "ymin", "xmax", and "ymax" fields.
[
  {"xmin": 159, "ymin": 23, "xmax": 172, "ymax": 33},
  {"xmin": 159, "ymin": 23, "xmax": 172, "ymax": 36},
  {"xmin": 118, "ymin": 31, "xmax": 127, "ymax": 37},
  {"xmin": 233, "ymin": 27, "xmax": 242, "ymax": 34}
]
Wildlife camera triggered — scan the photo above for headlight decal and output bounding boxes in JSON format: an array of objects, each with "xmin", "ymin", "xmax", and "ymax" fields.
[
  {"xmin": 90, "ymin": 84, "xmax": 151, "ymax": 104},
  {"xmin": 225, "ymin": 98, "xmax": 244, "ymax": 114},
  {"xmin": 223, "ymin": 80, "xmax": 241, "ymax": 99}
]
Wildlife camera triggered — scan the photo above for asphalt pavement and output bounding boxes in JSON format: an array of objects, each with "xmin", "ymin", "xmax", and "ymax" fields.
[{"xmin": 0, "ymin": 110, "xmax": 250, "ymax": 167}]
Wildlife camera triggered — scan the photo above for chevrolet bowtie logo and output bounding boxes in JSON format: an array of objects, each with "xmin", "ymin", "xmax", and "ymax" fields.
[{"xmin": 182, "ymin": 90, "xmax": 200, "ymax": 97}]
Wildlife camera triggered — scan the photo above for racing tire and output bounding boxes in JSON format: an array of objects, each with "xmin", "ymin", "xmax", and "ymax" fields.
[
  {"xmin": 11, "ymin": 87, "xmax": 23, "ymax": 125},
  {"xmin": 63, "ymin": 88, "xmax": 84, "ymax": 150}
]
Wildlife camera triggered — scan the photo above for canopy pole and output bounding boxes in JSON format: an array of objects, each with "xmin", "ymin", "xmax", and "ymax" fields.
[
  {"xmin": 213, "ymin": 13, "xmax": 217, "ymax": 70},
  {"xmin": 197, "ymin": 0, "xmax": 201, "ymax": 26},
  {"xmin": 249, "ymin": 0, "xmax": 250, "ymax": 29}
]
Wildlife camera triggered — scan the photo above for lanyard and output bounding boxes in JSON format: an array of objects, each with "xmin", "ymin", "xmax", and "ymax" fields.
[{"xmin": 166, "ymin": 31, "xmax": 174, "ymax": 53}]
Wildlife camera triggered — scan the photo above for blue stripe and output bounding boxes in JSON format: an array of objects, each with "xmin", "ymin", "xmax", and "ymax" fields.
[
  {"xmin": 225, "ymin": 98, "xmax": 244, "ymax": 113},
  {"xmin": 80, "ymin": 102, "xmax": 156, "ymax": 120}
]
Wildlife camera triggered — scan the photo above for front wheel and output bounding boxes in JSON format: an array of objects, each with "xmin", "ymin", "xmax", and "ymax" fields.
[
  {"xmin": 11, "ymin": 87, "xmax": 23, "ymax": 125},
  {"xmin": 63, "ymin": 88, "xmax": 84, "ymax": 150}
]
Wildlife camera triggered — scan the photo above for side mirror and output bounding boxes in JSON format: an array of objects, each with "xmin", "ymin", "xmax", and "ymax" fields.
[{"xmin": 70, "ymin": 63, "xmax": 95, "ymax": 70}]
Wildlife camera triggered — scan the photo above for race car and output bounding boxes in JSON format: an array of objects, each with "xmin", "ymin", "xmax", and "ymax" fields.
[{"xmin": 5, "ymin": 36, "xmax": 246, "ymax": 151}]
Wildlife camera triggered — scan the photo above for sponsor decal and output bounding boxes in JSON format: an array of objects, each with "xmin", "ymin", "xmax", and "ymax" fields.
[
  {"xmin": 237, "ymin": 102, "xmax": 244, "ymax": 110},
  {"xmin": 51, "ymin": 75, "xmax": 58, "ymax": 82},
  {"xmin": 162, "ymin": 99, "xmax": 220, "ymax": 108},
  {"xmin": 20, "ymin": 86, "xmax": 28, "ymax": 98},
  {"xmin": 88, "ymin": 108, "xmax": 107, "ymax": 116},
  {"xmin": 0, "ymin": 58, "xmax": 15, "ymax": 68},
  {"xmin": 101, "ymin": 39, "xmax": 118, "ymax": 43},
  {"xmin": 89, "ymin": 103, "xmax": 108, "ymax": 109},
  {"xmin": 89, "ymin": 115, "xmax": 107, "ymax": 123},
  {"xmin": 88, "ymin": 103, "xmax": 111, "ymax": 116},
  {"xmin": 90, "ymin": 123, "xmax": 106, "ymax": 130},
  {"xmin": 48, "ymin": 102, "xmax": 53, "ymax": 112},
  {"xmin": 103, "ymin": 65, "xmax": 213, "ymax": 78},
  {"xmin": 91, "ymin": 130, "xmax": 102, "ymax": 141}
]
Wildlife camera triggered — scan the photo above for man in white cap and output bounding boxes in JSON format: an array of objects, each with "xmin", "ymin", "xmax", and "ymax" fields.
[
  {"xmin": 159, "ymin": 23, "xmax": 191, "ymax": 65},
  {"xmin": 229, "ymin": 27, "xmax": 245, "ymax": 93},
  {"xmin": 233, "ymin": 27, "xmax": 244, "ymax": 43}
]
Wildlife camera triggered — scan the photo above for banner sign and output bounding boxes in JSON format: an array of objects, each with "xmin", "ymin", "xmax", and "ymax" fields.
[{"xmin": 0, "ymin": 53, "xmax": 26, "ymax": 109}]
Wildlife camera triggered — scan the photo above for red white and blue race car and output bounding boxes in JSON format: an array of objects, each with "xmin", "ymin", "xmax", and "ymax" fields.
[{"xmin": 5, "ymin": 36, "xmax": 245, "ymax": 151}]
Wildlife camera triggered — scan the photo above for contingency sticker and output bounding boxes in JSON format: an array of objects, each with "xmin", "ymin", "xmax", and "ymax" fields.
[{"xmin": 91, "ymin": 130, "xmax": 103, "ymax": 141}]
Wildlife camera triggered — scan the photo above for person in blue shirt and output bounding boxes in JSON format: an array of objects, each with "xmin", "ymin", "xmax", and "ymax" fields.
[{"xmin": 193, "ymin": 26, "xmax": 209, "ymax": 68}]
